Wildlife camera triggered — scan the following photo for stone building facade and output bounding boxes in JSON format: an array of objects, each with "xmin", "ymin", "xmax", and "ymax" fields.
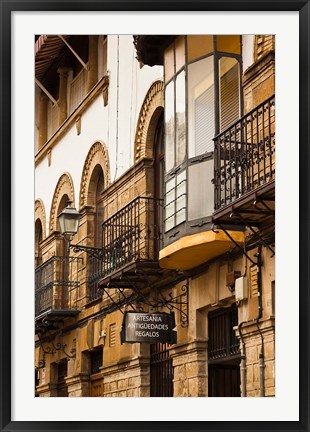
[{"xmin": 35, "ymin": 34, "xmax": 275, "ymax": 397}]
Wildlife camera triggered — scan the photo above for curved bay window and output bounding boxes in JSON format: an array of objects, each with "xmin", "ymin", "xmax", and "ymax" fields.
[{"xmin": 163, "ymin": 36, "xmax": 242, "ymax": 242}]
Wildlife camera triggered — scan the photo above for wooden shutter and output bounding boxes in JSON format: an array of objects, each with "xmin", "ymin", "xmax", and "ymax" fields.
[
  {"xmin": 194, "ymin": 84, "xmax": 215, "ymax": 154},
  {"xmin": 220, "ymin": 63, "xmax": 239, "ymax": 132}
]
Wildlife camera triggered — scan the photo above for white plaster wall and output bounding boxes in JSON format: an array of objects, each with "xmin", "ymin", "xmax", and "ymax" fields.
[
  {"xmin": 35, "ymin": 35, "xmax": 163, "ymax": 237},
  {"xmin": 242, "ymin": 35, "xmax": 255, "ymax": 72},
  {"xmin": 107, "ymin": 35, "xmax": 163, "ymax": 180}
]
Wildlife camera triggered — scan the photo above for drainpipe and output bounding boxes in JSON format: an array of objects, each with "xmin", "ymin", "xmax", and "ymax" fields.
[
  {"xmin": 238, "ymin": 244, "xmax": 265, "ymax": 397},
  {"xmin": 240, "ymin": 339, "xmax": 247, "ymax": 397},
  {"xmin": 256, "ymin": 245, "xmax": 265, "ymax": 397}
]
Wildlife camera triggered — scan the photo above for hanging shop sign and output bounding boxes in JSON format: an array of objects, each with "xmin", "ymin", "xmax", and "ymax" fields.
[{"xmin": 120, "ymin": 311, "xmax": 177, "ymax": 344}]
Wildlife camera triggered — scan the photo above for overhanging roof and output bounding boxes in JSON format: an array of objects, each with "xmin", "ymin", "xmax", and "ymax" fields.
[
  {"xmin": 133, "ymin": 35, "xmax": 176, "ymax": 66},
  {"xmin": 35, "ymin": 35, "xmax": 71, "ymax": 81}
]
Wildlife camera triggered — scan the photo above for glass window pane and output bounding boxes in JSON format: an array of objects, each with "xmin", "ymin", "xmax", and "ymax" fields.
[
  {"xmin": 176, "ymin": 170, "xmax": 186, "ymax": 225},
  {"xmin": 217, "ymin": 35, "xmax": 241, "ymax": 54},
  {"xmin": 188, "ymin": 160, "xmax": 214, "ymax": 220},
  {"xmin": 175, "ymin": 36, "xmax": 185, "ymax": 72},
  {"xmin": 164, "ymin": 42, "xmax": 175, "ymax": 82},
  {"xmin": 219, "ymin": 57, "xmax": 240, "ymax": 132},
  {"xmin": 187, "ymin": 35, "xmax": 214, "ymax": 62},
  {"xmin": 188, "ymin": 56, "xmax": 215, "ymax": 157},
  {"xmin": 165, "ymin": 178, "xmax": 176, "ymax": 232},
  {"xmin": 165, "ymin": 81, "xmax": 175, "ymax": 172},
  {"xmin": 175, "ymin": 71, "xmax": 186, "ymax": 167}
]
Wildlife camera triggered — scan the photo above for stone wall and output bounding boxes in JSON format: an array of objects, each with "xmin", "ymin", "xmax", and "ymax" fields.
[
  {"xmin": 240, "ymin": 320, "xmax": 275, "ymax": 397},
  {"xmin": 243, "ymin": 35, "xmax": 275, "ymax": 113},
  {"xmin": 171, "ymin": 341, "xmax": 208, "ymax": 397},
  {"xmin": 102, "ymin": 358, "xmax": 150, "ymax": 397}
]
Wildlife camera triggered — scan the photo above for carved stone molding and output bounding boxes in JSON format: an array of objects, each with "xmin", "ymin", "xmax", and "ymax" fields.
[
  {"xmin": 134, "ymin": 80, "xmax": 164, "ymax": 162},
  {"xmin": 79, "ymin": 141, "xmax": 110, "ymax": 209},
  {"xmin": 49, "ymin": 172, "xmax": 75, "ymax": 234},
  {"xmin": 35, "ymin": 199, "xmax": 47, "ymax": 239}
]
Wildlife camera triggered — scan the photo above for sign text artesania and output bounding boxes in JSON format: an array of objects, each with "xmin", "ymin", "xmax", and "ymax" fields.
[{"xmin": 120, "ymin": 312, "xmax": 177, "ymax": 344}]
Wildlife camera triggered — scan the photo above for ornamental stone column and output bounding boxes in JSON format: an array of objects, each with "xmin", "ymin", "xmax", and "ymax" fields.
[{"xmin": 170, "ymin": 340, "xmax": 208, "ymax": 397}]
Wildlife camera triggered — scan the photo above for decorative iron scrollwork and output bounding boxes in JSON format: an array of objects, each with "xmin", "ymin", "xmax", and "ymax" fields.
[{"xmin": 36, "ymin": 330, "xmax": 76, "ymax": 363}]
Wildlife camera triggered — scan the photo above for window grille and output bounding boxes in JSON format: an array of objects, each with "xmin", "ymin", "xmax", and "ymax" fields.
[
  {"xmin": 57, "ymin": 360, "xmax": 68, "ymax": 397},
  {"xmin": 150, "ymin": 343, "xmax": 173, "ymax": 397},
  {"xmin": 90, "ymin": 348, "xmax": 103, "ymax": 375},
  {"xmin": 208, "ymin": 305, "xmax": 240, "ymax": 362}
]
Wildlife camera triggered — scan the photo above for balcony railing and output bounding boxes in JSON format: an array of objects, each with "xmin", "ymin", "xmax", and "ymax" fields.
[
  {"xmin": 35, "ymin": 255, "xmax": 82, "ymax": 317},
  {"xmin": 88, "ymin": 196, "xmax": 163, "ymax": 297},
  {"xmin": 213, "ymin": 96, "xmax": 275, "ymax": 212}
]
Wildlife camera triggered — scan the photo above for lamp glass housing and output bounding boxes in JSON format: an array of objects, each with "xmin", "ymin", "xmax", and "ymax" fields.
[{"xmin": 58, "ymin": 203, "xmax": 80, "ymax": 236}]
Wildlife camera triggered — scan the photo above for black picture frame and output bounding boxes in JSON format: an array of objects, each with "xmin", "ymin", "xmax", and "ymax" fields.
[{"xmin": 1, "ymin": 1, "xmax": 309, "ymax": 431}]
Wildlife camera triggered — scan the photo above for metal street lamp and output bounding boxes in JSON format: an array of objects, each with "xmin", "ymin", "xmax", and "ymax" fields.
[
  {"xmin": 56, "ymin": 201, "xmax": 80, "ymax": 310},
  {"xmin": 57, "ymin": 201, "xmax": 104, "ymax": 259},
  {"xmin": 57, "ymin": 201, "xmax": 80, "ymax": 239}
]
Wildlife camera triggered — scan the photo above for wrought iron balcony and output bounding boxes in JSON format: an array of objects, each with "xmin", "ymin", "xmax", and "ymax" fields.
[
  {"xmin": 88, "ymin": 196, "xmax": 181, "ymax": 294},
  {"xmin": 102, "ymin": 196, "xmax": 162, "ymax": 269},
  {"xmin": 213, "ymin": 95, "xmax": 275, "ymax": 227},
  {"xmin": 35, "ymin": 255, "xmax": 82, "ymax": 319}
]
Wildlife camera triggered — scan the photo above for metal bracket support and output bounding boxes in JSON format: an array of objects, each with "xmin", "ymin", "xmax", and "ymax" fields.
[
  {"xmin": 217, "ymin": 223, "xmax": 257, "ymax": 266},
  {"xmin": 70, "ymin": 243, "xmax": 105, "ymax": 260},
  {"xmin": 35, "ymin": 78, "xmax": 58, "ymax": 106},
  {"xmin": 227, "ymin": 210, "xmax": 275, "ymax": 257}
]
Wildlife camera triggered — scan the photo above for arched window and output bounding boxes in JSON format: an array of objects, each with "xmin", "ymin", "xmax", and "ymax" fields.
[
  {"xmin": 89, "ymin": 165, "xmax": 105, "ymax": 247},
  {"xmin": 56, "ymin": 194, "xmax": 70, "ymax": 258},
  {"xmin": 86, "ymin": 165, "xmax": 105, "ymax": 302},
  {"xmin": 56, "ymin": 194, "xmax": 70, "ymax": 232},
  {"xmin": 35, "ymin": 218, "xmax": 43, "ymax": 267},
  {"xmin": 95, "ymin": 169, "xmax": 104, "ymax": 247}
]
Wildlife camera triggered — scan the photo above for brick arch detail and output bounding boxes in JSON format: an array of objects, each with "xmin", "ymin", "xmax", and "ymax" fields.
[
  {"xmin": 134, "ymin": 80, "xmax": 164, "ymax": 162},
  {"xmin": 35, "ymin": 199, "xmax": 46, "ymax": 240},
  {"xmin": 49, "ymin": 172, "xmax": 75, "ymax": 235},
  {"xmin": 79, "ymin": 141, "xmax": 110, "ymax": 209}
]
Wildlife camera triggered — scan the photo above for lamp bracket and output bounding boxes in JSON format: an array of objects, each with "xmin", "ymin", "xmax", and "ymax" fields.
[{"xmin": 70, "ymin": 243, "xmax": 105, "ymax": 260}]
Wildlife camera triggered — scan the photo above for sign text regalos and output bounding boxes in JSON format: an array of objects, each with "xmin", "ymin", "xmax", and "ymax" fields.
[{"xmin": 120, "ymin": 311, "xmax": 177, "ymax": 344}]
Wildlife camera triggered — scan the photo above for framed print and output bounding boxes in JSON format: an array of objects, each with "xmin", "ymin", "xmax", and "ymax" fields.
[{"xmin": 1, "ymin": 0, "xmax": 309, "ymax": 431}]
